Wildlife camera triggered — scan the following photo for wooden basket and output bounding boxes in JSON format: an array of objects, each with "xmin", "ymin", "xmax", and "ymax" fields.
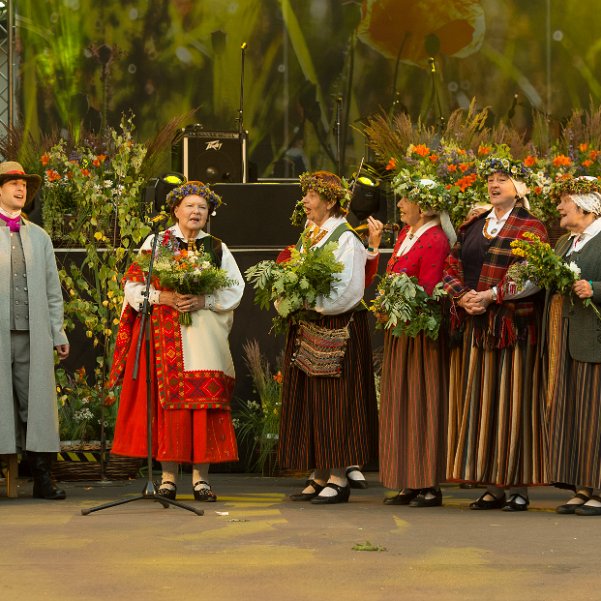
[{"xmin": 52, "ymin": 443, "xmax": 142, "ymax": 481}]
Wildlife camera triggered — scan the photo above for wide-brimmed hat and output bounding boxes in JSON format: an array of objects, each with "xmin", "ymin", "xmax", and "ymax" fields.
[{"xmin": 0, "ymin": 161, "xmax": 42, "ymax": 204}]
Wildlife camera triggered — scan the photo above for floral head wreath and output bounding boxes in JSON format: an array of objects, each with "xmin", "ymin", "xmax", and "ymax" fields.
[
  {"xmin": 166, "ymin": 180, "xmax": 223, "ymax": 214},
  {"xmin": 290, "ymin": 171, "xmax": 352, "ymax": 226},
  {"xmin": 477, "ymin": 156, "xmax": 531, "ymax": 182},
  {"xmin": 392, "ymin": 172, "xmax": 450, "ymax": 214},
  {"xmin": 549, "ymin": 175, "xmax": 601, "ymax": 200}
]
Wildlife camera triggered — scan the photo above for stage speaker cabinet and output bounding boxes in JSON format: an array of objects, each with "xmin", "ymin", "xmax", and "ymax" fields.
[{"xmin": 176, "ymin": 130, "xmax": 247, "ymax": 184}]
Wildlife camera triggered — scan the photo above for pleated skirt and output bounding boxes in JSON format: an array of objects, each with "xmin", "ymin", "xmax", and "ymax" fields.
[
  {"xmin": 277, "ymin": 310, "xmax": 378, "ymax": 471},
  {"xmin": 446, "ymin": 318, "xmax": 547, "ymax": 487},
  {"xmin": 111, "ymin": 316, "xmax": 238, "ymax": 465},
  {"xmin": 379, "ymin": 330, "xmax": 449, "ymax": 490},
  {"xmin": 547, "ymin": 309, "xmax": 601, "ymax": 489}
]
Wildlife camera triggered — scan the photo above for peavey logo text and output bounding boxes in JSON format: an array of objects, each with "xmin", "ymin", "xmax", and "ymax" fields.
[{"xmin": 206, "ymin": 140, "xmax": 223, "ymax": 151}]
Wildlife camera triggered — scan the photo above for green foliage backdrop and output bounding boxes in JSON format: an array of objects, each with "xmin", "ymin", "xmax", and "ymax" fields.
[{"xmin": 13, "ymin": 0, "xmax": 601, "ymax": 176}]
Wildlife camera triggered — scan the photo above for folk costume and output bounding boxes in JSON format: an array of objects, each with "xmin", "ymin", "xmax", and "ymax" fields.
[
  {"xmin": 443, "ymin": 204, "xmax": 549, "ymax": 494},
  {"xmin": 379, "ymin": 221, "xmax": 450, "ymax": 504},
  {"xmin": 108, "ymin": 224, "xmax": 244, "ymax": 468},
  {"xmin": 545, "ymin": 180, "xmax": 601, "ymax": 514},
  {"xmin": 277, "ymin": 216, "xmax": 378, "ymax": 477}
]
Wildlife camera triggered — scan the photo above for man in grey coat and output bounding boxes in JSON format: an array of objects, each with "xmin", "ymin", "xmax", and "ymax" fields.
[{"xmin": 0, "ymin": 161, "xmax": 69, "ymax": 499}]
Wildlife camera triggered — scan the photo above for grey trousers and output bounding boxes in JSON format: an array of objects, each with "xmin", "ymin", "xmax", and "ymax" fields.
[{"xmin": 11, "ymin": 330, "xmax": 30, "ymax": 447}]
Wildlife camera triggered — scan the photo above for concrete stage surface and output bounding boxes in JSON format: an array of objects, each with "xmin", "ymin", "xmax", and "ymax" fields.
[{"xmin": 1, "ymin": 473, "xmax": 599, "ymax": 601}]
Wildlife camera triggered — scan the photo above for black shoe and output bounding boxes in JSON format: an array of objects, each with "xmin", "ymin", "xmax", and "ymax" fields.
[
  {"xmin": 29, "ymin": 452, "xmax": 66, "ymax": 500},
  {"xmin": 556, "ymin": 492, "xmax": 591, "ymax": 514},
  {"xmin": 290, "ymin": 479, "xmax": 324, "ymax": 502},
  {"xmin": 193, "ymin": 480, "xmax": 217, "ymax": 502},
  {"xmin": 157, "ymin": 481, "xmax": 177, "ymax": 500},
  {"xmin": 310, "ymin": 483, "xmax": 351, "ymax": 505},
  {"xmin": 409, "ymin": 488, "xmax": 442, "ymax": 508},
  {"xmin": 346, "ymin": 467, "xmax": 368, "ymax": 489},
  {"xmin": 502, "ymin": 493, "xmax": 529, "ymax": 512},
  {"xmin": 469, "ymin": 492, "xmax": 506, "ymax": 510},
  {"xmin": 383, "ymin": 488, "xmax": 420, "ymax": 505},
  {"xmin": 575, "ymin": 495, "xmax": 601, "ymax": 516}
]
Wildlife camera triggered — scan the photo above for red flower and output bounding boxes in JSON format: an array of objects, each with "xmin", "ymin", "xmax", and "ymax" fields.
[
  {"xmin": 459, "ymin": 162, "xmax": 470, "ymax": 172},
  {"xmin": 589, "ymin": 150, "xmax": 600, "ymax": 161},
  {"xmin": 81, "ymin": 168, "xmax": 91, "ymax": 177},
  {"xmin": 579, "ymin": 143, "xmax": 589, "ymax": 152},
  {"xmin": 93, "ymin": 154, "xmax": 107, "ymax": 167},
  {"xmin": 46, "ymin": 169, "xmax": 61, "ymax": 182},
  {"xmin": 447, "ymin": 164, "xmax": 457, "ymax": 173},
  {"xmin": 582, "ymin": 159, "xmax": 593, "ymax": 168},
  {"xmin": 552, "ymin": 154, "xmax": 572, "ymax": 167},
  {"xmin": 428, "ymin": 154, "xmax": 439, "ymax": 162},
  {"xmin": 41, "ymin": 154, "xmax": 49, "ymax": 166},
  {"xmin": 523, "ymin": 155, "xmax": 537, "ymax": 167},
  {"xmin": 477, "ymin": 145, "xmax": 491, "ymax": 156},
  {"xmin": 385, "ymin": 157, "xmax": 397, "ymax": 171},
  {"xmin": 273, "ymin": 371, "xmax": 283, "ymax": 384}
]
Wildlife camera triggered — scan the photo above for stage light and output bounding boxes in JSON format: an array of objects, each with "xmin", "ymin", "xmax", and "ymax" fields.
[{"xmin": 350, "ymin": 176, "xmax": 380, "ymax": 220}]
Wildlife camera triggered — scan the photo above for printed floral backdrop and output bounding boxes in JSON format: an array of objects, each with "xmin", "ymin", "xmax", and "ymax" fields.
[{"xmin": 13, "ymin": 0, "xmax": 601, "ymax": 178}]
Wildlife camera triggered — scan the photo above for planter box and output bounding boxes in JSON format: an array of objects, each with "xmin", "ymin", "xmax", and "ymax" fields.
[{"xmin": 53, "ymin": 442, "xmax": 142, "ymax": 481}]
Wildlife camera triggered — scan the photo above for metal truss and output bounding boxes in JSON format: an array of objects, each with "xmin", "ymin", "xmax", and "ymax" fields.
[{"xmin": 0, "ymin": 0, "xmax": 14, "ymax": 139}]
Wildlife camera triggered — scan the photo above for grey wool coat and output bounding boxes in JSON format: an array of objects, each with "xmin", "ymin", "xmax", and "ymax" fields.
[{"xmin": 0, "ymin": 219, "xmax": 68, "ymax": 453}]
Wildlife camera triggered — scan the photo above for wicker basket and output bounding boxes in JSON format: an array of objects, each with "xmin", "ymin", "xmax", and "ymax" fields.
[{"xmin": 52, "ymin": 442, "xmax": 142, "ymax": 481}]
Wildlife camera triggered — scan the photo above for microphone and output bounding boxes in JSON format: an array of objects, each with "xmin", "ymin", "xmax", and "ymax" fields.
[
  {"xmin": 241, "ymin": 42, "xmax": 247, "ymax": 50},
  {"xmin": 428, "ymin": 57, "xmax": 436, "ymax": 73}
]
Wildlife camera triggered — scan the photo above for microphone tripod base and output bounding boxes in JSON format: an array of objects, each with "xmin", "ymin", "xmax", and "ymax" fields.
[{"xmin": 81, "ymin": 480, "xmax": 204, "ymax": 516}]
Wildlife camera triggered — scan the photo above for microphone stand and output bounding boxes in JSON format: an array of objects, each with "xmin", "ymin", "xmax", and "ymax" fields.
[{"xmin": 82, "ymin": 222, "xmax": 203, "ymax": 516}]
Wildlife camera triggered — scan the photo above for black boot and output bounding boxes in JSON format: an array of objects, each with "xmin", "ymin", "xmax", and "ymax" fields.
[{"xmin": 28, "ymin": 452, "xmax": 66, "ymax": 500}]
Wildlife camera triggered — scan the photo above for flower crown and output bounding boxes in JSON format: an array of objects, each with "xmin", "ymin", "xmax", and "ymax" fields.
[
  {"xmin": 392, "ymin": 172, "xmax": 450, "ymax": 214},
  {"xmin": 290, "ymin": 172, "xmax": 352, "ymax": 226},
  {"xmin": 166, "ymin": 180, "xmax": 223, "ymax": 212},
  {"xmin": 549, "ymin": 175, "xmax": 601, "ymax": 199},
  {"xmin": 478, "ymin": 156, "xmax": 531, "ymax": 181}
]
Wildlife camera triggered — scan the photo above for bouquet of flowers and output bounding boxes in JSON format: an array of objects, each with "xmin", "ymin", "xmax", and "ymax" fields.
[
  {"xmin": 508, "ymin": 232, "xmax": 601, "ymax": 320},
  {"xmin": 137, "ymin": 230, "xmax": 235, "ymax": 326},
  {"xmin": 370, "ymin": 273, "xmax": 447, "ymax": 340},
  {"xmin": 245, "ymin": 231, "xmax": 344, "ymax": 332}
]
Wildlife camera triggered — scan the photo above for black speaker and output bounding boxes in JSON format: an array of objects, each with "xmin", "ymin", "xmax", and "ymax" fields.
[
  {"xmin": 173, "ymin": 128, "xmax": 247, "ymax": 184},
  {"xmin": 208, "ymin": 183, "xmax": 301, "ymax": 247}
]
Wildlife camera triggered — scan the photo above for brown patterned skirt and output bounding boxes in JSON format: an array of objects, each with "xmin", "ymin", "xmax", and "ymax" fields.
[
  {"xmin": 277, "ymin": 310, "xmax": 378, "ymax": 471},
  {"xmin": 547, "ymin": 305, "xmax": 601, "ymax": 489},
  {"xmin": 446, "ymin": 318, "xmax": 547, "ymax": 487},
  {"xmin": 379, "ymin": 330, "xmax": 449, "ymax": 490}
]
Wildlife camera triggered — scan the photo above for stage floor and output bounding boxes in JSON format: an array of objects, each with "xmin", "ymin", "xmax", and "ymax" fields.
[{"xmin": 1, "ymin": 473, "xmax": 597, "ymax": 600}]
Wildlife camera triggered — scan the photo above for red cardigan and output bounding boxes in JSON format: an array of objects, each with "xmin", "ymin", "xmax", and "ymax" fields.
[{"xmin": 386, "ymin": 225, "xmax": 450, "ymax": 295}]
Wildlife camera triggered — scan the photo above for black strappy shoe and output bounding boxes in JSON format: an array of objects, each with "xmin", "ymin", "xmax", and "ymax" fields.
[{"xmin": 193, "ymin": 480, "xmax": 217, "ymax": 502}]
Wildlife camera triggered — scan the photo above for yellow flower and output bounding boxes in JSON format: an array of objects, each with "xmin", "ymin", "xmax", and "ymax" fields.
[{"xmin": 94, "ymin": 231, "xmax": 104, "ymax": 241}]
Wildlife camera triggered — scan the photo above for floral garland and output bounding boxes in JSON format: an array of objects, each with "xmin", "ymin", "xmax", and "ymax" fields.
[
  {"xmin": 166, "ymin": 180, "xmax": 223, "ymax": 212},
  {"xmin": 477, "ymin": 156, "xmax": 531, "ymax": 181},
  {"xmin": 549, "ymin": 174, "xmax": 600, "ymax": 200},
  {"xmin": 392, "ymin": 171, "xmax": 450, "ymax": 214},
  {"xmin": 291, "ymin": 172, "xmax": 352, "ymax": 226}
]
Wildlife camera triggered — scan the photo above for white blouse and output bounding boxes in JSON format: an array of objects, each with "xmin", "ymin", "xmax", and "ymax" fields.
[{"xmin": 301, "ymin": 216, "xmax": 367, "ymax": 315}]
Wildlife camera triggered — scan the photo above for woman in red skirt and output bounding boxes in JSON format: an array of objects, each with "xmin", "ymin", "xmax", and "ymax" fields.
[{"xmin": 108, "ymin": 181, "xmax": 244, "ymax": 501}]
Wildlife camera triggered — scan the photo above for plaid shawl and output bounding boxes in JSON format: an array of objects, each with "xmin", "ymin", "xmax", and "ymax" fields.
[{"xmin": 443, "ymin": 204, "xmax": 548, "ymax": 348}]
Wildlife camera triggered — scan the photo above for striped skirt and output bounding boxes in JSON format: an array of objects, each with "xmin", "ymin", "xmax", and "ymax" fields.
[
  {"xmin": 547, "ymin": 312, "xmax": 601, "ymax": 489},
  {"xmin": 277, "ymin": 310, "xmax": 378, "ymax": 471},
  {"xmin": 447, "ymin": 318, "xmax": 547, "ymax": 487},
  {"xmin": 379, "ymin": 330, "xmax": 449, "ymax": 490}
]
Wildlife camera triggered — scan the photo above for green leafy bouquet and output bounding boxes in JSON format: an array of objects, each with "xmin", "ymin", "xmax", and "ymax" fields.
[
  {"xmin": 508, "ymin": 231, "xmax": 601, "ymax": 319},
  {"xmin": 137, "ymin": 230, "xmax": 235, "ymax": 326},
  {"xmin": 371, "ymin": 273, "xmax": 447, "ymax": 340},
  {"xmin": 245, "ymin": 232, "xmax": 344, "ymax": 332}
]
